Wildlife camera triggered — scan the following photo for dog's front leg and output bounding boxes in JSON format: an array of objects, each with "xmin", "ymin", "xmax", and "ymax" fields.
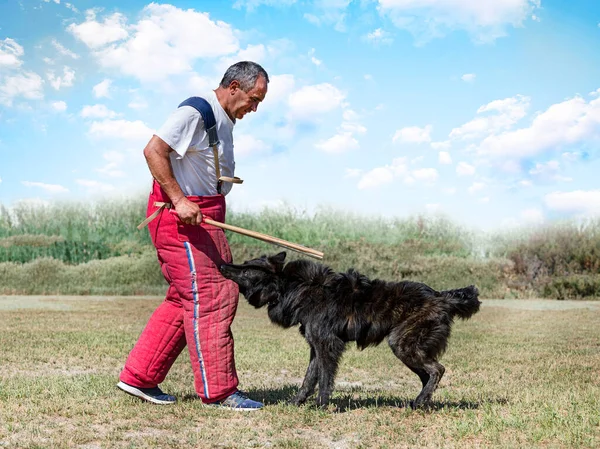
[
  {"xmin": 314, "ymin": 336, "xmax": 345, "ymax": 409},
  {"xmin": 292, "ymin": 346, "xmax": 318, "ymax": 405}
]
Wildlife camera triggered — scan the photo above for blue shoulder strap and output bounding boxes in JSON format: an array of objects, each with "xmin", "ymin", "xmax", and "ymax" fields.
[{"xmin": 178, "ymin": 96, "xmax": 220, "ymax": 148}]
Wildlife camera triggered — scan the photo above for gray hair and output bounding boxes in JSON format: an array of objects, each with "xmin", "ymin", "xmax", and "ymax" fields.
[{"xmin": 219, "ymin": 61, "xmax": 269, "ymax": 92}]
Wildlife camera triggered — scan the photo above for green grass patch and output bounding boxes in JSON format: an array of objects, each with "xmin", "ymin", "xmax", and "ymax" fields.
[{"xmin": 0, "ymin": 296, "xmax": 598, "ymax": 448}]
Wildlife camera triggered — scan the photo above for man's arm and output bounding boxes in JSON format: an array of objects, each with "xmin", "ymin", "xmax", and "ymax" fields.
[{"xmin": 143, "ymin": 135, "xmax": 203, "ymax": 225}]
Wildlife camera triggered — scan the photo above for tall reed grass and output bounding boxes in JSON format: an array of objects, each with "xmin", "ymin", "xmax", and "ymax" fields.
[{"xmin": 1, "ymin": 199, "xmax": 600, "ymax": 298}]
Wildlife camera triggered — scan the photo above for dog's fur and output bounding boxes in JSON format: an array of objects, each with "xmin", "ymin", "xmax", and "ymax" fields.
[{"xmin": 220, "ymin": 252, "xmax": 481, "ymax": 408}]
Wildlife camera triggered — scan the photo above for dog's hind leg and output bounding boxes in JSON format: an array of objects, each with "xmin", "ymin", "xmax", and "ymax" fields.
[
  {"xmin": 412, "ymin": 361, "xmax": 445, "ymax": 408},
  {"xmin": 293, "ymin": 346, "xmax": 319, "ymax": 405},
  {"xmin": 388, "ymin": 328, "xmax": 445, "ymax": 408}
]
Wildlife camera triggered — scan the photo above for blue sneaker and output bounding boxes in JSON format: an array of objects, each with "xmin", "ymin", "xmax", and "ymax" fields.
[
  {"xmin": 117, "ymin": 381, "xmax": 176, "ymax": 405},
  {"xmin": 207, "ymin": 390, "xmax": 263, "ymax": 411}
]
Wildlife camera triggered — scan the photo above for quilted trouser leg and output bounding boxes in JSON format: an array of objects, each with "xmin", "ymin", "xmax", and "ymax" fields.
[
  {"xmin": 119, "ymin": 293, "xmax": 187, "ymax": 388},
  {"xmin": 175, "ymin": 230, "xmax": 239, "ymax": 403}
]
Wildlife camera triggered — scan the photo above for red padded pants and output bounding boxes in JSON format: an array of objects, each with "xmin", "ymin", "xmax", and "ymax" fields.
[{"xmin": 119, "ymin": 181, "xmax": 239, "ymax": 403}]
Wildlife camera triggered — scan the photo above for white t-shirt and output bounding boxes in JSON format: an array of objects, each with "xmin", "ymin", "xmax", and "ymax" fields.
[{"xmin": 155, "ymin": 90, "xmax": 236, "ymax": 197}]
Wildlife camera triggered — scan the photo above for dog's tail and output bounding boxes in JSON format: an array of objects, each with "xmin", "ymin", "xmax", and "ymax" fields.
[{"xmin": 440, "ymin": 285, "xmax": 481, "ymax": 320}]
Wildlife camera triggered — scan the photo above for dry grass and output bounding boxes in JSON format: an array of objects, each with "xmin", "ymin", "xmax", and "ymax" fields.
[{"xmin": 0, "ymin": 296, "xmax": 599, "ymax": 448}]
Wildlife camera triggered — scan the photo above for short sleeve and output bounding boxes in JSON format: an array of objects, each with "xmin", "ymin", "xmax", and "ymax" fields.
[{"xmin": 155, "ymin": 106, "xmax": 204, "ymax": 158}]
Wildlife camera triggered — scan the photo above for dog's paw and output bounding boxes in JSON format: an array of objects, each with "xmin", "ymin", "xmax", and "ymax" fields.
[
  {"xmin": 411, "ymin": 399, "xmax": 433, "ymax": 411},
  {"xmin": 289, "ymin": 396, "xmax": 307, "ymax": 406}
]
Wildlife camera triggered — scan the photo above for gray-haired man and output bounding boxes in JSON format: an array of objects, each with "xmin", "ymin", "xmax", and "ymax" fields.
[{"xmin": 117, "ymin": 61, "xmax": 269, "ymax": 411}]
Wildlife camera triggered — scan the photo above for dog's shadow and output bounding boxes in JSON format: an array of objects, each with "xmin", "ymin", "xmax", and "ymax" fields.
[{"xmin": 241, "ymin": 385, "xmax": 507, "ymax": 413}]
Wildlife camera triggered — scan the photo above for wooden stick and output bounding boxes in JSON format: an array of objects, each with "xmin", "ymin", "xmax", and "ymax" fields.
[{"xmin": 203, "ymin": 218, "xmax": 324, "ymax": 260}]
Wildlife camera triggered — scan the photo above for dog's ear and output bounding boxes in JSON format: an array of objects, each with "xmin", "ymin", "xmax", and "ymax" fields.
[{"xmin": 269, "ymin": 251, "xmax": 286, "ymax": 272}]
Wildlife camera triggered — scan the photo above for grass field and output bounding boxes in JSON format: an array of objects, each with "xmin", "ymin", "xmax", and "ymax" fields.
[{"xmin": 1, "ymin": 296, "xmax": 599, "ymax": 448}]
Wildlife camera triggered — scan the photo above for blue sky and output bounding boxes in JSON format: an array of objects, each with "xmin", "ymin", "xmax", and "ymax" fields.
[{"xmin": 1, "ymin": 0, "xmax": 600, "ymax": 230}]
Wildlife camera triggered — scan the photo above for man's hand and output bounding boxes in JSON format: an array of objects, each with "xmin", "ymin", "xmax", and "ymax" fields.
[
  {"xmin": 173, "ymin": 196, "xmax": 203, "ymax": 225},
  {"xmin": 142, "ymin": 135, "xmax": 203, "ymax": 226}
]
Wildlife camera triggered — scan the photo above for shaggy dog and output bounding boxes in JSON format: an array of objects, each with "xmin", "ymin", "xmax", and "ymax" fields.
[{"xmin": 219, "ymin": 252, "xmax": 480, "ymax": 408}]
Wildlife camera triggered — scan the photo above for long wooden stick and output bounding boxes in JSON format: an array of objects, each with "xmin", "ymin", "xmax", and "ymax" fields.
[{"xmin": 203, "ymin": 218, "xmax": 324, "ymax": 260}]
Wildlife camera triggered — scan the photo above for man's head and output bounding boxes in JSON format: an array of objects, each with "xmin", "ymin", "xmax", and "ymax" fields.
[{"xmin": 217, "ymin": 61, "xmax": 269, "ymax": 121}]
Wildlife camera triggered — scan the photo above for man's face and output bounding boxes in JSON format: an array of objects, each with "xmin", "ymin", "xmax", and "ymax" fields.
[{"xmin": 228, "ymin": 76, "xmax": 268, "ymax": 120}]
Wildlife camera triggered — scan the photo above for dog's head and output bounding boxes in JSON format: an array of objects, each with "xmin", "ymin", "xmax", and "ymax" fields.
[{"xmin": 219, "ymin": 251, "xmax": 287, "ymax": 308}]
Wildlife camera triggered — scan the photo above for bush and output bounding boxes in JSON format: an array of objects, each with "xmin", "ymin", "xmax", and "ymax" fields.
[{"xmin": 541, "ymin": 275, "xmax": 600, "ymax": 300}]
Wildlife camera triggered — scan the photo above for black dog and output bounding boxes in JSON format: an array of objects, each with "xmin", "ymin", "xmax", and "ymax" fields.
[{"xmin": 220, "ymin": 252, "xmax": 480, "ymax": 408}]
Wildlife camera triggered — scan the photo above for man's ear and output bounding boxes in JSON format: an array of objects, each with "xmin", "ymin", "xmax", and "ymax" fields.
[
  {"xmin": 229, "ymin": 79, "xmax": 241, "ymax": 94},
  {"xmin": 269, "ymin": 252, "xmax": 287, "ymax": 272}
]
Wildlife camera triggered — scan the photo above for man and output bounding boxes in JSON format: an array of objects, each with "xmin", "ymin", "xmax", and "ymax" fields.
[{"xmin": 117, "ymin": 61, "xmax": 269, "ymax": 411}]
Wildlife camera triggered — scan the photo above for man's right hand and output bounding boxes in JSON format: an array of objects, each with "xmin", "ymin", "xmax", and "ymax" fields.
[{"xmin": 173, "ymin": 197, "xmax": 204, "ymax": 225}]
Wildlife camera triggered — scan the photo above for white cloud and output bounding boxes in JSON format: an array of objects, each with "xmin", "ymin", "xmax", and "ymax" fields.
[
  {"xmin": 288, "ymin": 83, "xmax": 345, "ymax": 120},
  {"xmin": 450, "ymin": 95, "xmax": 529, "ymax": 140},
  {"xmin": 67, "ymin": 11, "xmax": 129, "ymax": 49},
  {"xmin": 235, "ymin": 134, "xmax": 271, "ymax": 158},
  {"xmin": 96, "ymin": 151, "xmax": 126, "ymax": 178},
  {"xmin": 358, "ymin": 166, "xmax": 396, "ymax": 189},
  {"xmin": 468, "ymin": 181, "xmax": 485, "ymax": 194},
  {"xmin": 461, "ymin": 73, "xmax": 476, "ymax": 82},
  {"xmin": 301, "ymin": 0, "xmax": 351, "ymax": 31},
  {"xmin": 344, "ymin": 168, "xmax": 362, "ymax": 178},
  {"xmin": 357, "ymin": 157, "xmax": 408, "ymax": 189},
  {"xmin": 456, "ymin": 161, "xmax": 476, "ymax": 176},
  {"xmin": 216, "ymin": 44, "xmax": 267, "ymax": 74},
  {"xmin": 315, "ymin": 132, "xmax": 359, "ymax": 154},
  {"xmin": 51, "ymin": 39, "xmax": 79, "ymax": 59},
  {"xmin": 479, "ymin": 92, "xmax": 600, "ymax": 160},
  {"xmin": 81, "ymin": 104, "xmax": 119, "ymax": 119},
  {"xmin": 233, "ymin": 0, "xmax": 297, "ymax": 11},
  {"xmin": 261, "ymin": 74, "xmax": 295, "ymax": 112},
  {"xmin": 412, "ymin": 167, "xmax": 438, "ymax": 184},
  {"xmin": 88, "ymin": 119, "xmax": 154, "ymax": 142},
  {"xmin": 128, "ymin": 99, "xmax": 148, "ymax": 110},
  {"xmin": 308, "ymin": 48, "xmax": 322, "ymax": 66},
  {"xmin": 364, "ymin": 28, "xmax": 393, "ymax": 45},
  {"xmin": 51, "ymin": 101, "xmax": 67, "ymax": 112},
  {"xmin": 442, "ymin": 187, "xmax": 456, "ymax": 195},
  {"xmin": 378, "ymin": 0, "xmax": 541, "ymax": 43},
  {"xmin": 561, "ymin": 151, "xmax": 582, "ymax": 162},
  {"xmin": 75, "ymin": 179, "xmax": 115, "ymax": 192},
  {"xmin": 393, "ymin": 125, "xmax": 432, "ymax": 144},
  {"xmin": 544, "ymin": 190, "xmax": 600, "ymax": 215},
  {"xmin": 431, "ymin": 140, "xmax": 451, "ymax": 150},
  {"xmin": 340, "ymin": 109, "xmax": 367, "ymax": 134},
  {"xmin": 0, "ymin": 38, "xmax": 24, "ymax": 68},
  {"xmin": 93, "ymin": 79, "xmax": 112, "ymax": 98},
  {"xmin": 22, "ymin": 181, "xmax": 69, "ymax": 193},
  {"xmin": 47, "ymin": 66, "xmax": 75, "ymax": 90},
  {"xmin": 0, "ymin": 71, "xmax": 44, "ymax": 106},
  {"xmin": 529, "ymin": 160, "xmax": 559, "ymax": 176},
  {"xmin": 438, "ymin": 151, "xmax": 452, "ymax": 164},
  {"xmin": 70, "ymin": 5, "xmax": 239, "ymax": 82}
]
